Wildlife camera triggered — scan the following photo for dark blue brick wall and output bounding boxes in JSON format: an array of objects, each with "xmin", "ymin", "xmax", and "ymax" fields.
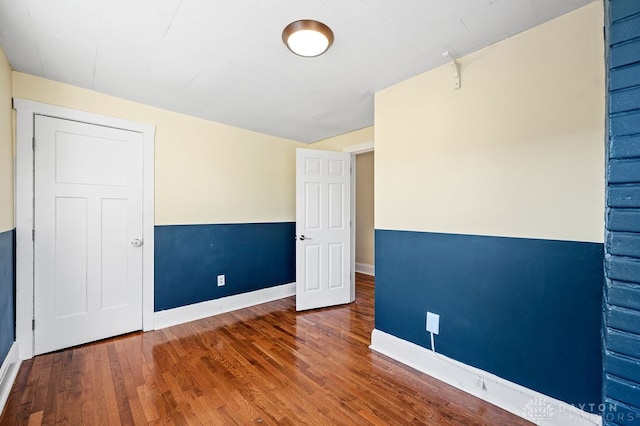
[{"xmin": 605, "ymin": 1, "xmax": 640, "ymax": 424}]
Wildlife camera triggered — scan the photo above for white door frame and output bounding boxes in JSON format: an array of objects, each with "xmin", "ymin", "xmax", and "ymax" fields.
[
  {"xmin": 343, "ymin": 141, "xmax": 374, "ymax": 299},
  {"xmin": 14, "ymin": 99, "xmax": 155, "ymax": 360}
]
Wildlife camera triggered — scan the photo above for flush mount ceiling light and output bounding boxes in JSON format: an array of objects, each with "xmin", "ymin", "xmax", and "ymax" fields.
[{"xmin": 282, "ymin": 20, "xmax": 334, "ymax": 57}]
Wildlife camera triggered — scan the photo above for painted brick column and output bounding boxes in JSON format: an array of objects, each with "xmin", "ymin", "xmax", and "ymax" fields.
[{"xmin": 604, "ymin": 1, "xmax": 640, "ymax": 424}]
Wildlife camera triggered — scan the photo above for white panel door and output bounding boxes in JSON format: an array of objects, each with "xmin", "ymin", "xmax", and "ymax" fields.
[
  {"xmin": 296, "ymin": 148, "xmax": 352, "ymax": 311},
  {"xmin": 34, "ymin": 115, "xmax": 143, "ymax": 355}
]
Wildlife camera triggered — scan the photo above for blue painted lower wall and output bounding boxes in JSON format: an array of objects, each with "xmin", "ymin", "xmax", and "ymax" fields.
[
  {"xmin": 375, "ymin": 229, "xmax": 603, "ymax": 408},
  {"xmin": 155, "ymin": 222, "xmax": 295, "ymax": 311},
  {"xmin": 0, "ymin": 229, "xmax": 15, "ymax": 365}
]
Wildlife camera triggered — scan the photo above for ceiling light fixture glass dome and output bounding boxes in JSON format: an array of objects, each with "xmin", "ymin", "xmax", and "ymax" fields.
[{"xmin": 282, "ymin": 20, "xmax": 334, "ymax": 57}]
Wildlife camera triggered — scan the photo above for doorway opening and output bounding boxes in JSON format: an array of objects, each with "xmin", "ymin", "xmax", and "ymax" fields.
[
  {"xmin": 354, "ymin": 150, "xmax": 374, "ymax": 278},
  {"xmin": 343, "ymin": 141, "xmax": 374, "ymax": 304}
]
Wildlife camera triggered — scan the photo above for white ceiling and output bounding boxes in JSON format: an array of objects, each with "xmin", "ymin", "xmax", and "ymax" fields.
[{"xmin": 0, "ymin": 0, "xmax": 595, "ymax": 143}]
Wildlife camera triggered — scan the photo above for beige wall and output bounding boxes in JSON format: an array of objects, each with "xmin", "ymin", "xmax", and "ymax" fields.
[
  {"xmin": 375, "ymin": 2, "xmax": 605, "ymax": 243},
  {"xmin": 0, "ymin": 47, "xmax": 12, "ymax": 232},
  {"xmin": 12, "ymin": 73, "xmax": 305, "ymax": 225},
  {"xmin": 311, "ymin": 126, "xmax": 373, "ymax": 151},
  {"xmin": 356, "ymin": 151, "xmax": 374, "ymax": 266}
]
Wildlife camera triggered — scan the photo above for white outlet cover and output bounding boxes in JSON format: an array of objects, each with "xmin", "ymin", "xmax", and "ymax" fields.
[
  {"xmin": 426, "ymin": 312, "xmax": 440, "ymax": 335},
  {"xmin": 217, "ymin": 275, "xmax": 225, "ymax": 286}
]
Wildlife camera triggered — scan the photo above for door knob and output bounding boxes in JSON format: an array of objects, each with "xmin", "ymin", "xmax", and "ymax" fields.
[
  {"xmin": 131, "ymin": 238, "xmax": 143, "ymax": 247},
  {"xmin": 299, "ymin": 235, "xmax": 312, "ymax": 241}
]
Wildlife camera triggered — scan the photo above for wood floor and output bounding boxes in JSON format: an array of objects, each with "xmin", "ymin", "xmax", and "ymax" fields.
[{"xmin": 1, "ymin": 274, "xmax": 531, "ymax": 425}]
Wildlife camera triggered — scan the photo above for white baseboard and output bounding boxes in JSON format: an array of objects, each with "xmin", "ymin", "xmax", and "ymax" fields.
[
  {"xmin": 370, "ymin": 329, "xmax": 601, "ymax": 426},
  {"xmin": 0, "ymin": 343, "xmax": 21, "ymax": 416},
  {"xmin": 355, "ymin": 262, "xmax": 374, "ymax": 276},
  {"xmin": 154, "ymin": 282, "xmax": 296, "ymax": 330}
]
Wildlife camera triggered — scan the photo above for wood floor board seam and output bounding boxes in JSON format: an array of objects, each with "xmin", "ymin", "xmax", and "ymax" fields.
[{"xmin": 0, "ymin": 274, "xmax": 531, "ymax": 426}]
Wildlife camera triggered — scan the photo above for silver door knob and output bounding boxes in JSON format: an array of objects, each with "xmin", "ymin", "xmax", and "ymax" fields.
[
  {"xmin": 299, "ymin": 235, "xmax": 311, "ymax": 241},
  {"xmin": 131, "ymin": 238, "xmax": 143, "ymax": 247}
]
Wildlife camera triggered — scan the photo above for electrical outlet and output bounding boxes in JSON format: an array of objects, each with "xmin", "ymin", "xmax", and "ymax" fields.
[
  {"xmin": 217, "ymin": 274, "xmax": 225, "ymax": 287},
  {"xmin": 426, "ymin": 312, "xmax": 440, "ymax": 335}
]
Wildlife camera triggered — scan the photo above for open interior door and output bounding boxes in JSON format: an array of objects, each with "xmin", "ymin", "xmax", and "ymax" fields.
[{"xmin": 296, "ymin": 148, "xmax": 352, "ymax": 311}]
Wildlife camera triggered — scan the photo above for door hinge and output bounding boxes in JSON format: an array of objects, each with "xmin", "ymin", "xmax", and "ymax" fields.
[
  {"xmin": 32, "ymin": 319, "xmax": 35, "ymax": 330},
  {"xmin": 32, "ymin": 137, "xmax": 35, "ymax": 150},
  {"xmin": 32, "ymin": 229, "xmax": 35, "ymax": 241}
]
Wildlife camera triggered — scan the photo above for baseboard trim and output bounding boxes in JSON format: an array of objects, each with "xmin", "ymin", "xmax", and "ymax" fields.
[
  {"xmin": 0, "ymin": 343, "xmax": 21, "ymax": 416},
  {"xmin": 154, "ymin": 282, "xmax": 296, "ymax": 330},
  {"xmin": 355, "ymin": 262, "xmax": 374, "ymax": 276},
  {"xmin": 369, "ymin": 329, "xmax": 601, "ymax": 426}
]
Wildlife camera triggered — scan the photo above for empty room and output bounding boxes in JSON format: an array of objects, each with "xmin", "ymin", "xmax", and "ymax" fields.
[{"xmin": 0, "ymin": 0, "xmax": 639, "ymax": 425}]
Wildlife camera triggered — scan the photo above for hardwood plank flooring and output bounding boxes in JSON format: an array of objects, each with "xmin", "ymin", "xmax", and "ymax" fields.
[{"xmin": 1, "ymin": 274, "xmax": 532, "ymax": 425}]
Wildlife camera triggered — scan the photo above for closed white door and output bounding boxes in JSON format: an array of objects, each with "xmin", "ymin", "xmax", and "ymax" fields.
[
  {"xmin": 34, "ymin": 115, "xmax": 143, "ymax": 355},
  {"xmin": 296, "ymin": 148, "xmax": 352, "ymax": 311}
]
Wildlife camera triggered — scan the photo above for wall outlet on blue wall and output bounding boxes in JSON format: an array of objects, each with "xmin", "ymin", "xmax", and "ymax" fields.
[
  {"xmin": 217, "ymin": 274, "xmax": 225, "ymax": 286},
  {"xmin": 426, "ymin": 312, "xmax": 440, "ymax": 334}
]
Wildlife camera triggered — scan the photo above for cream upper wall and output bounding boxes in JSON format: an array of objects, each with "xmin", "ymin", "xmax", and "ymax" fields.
[
  {"xmin": 356, "ymin": 151, "xmax": 374, "ymax": 265},
  {"xmin": 375, "ymin": 2, "xmax": 605, "ymax": 243},
  {"xmin": 0, "ymin": 47, "xmax": 12, "ymax": 232},
  {"xmin": 310, "ymin": 126, "xmax": 374, "ymax": 151},
  {"xmin": 12, "ymin": 72, "xmax": 305, "ymax": 225}
]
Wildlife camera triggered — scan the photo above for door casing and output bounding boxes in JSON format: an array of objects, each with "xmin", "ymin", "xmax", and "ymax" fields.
[
  {"xmin": 343, "ymin": 141, "xmax": 374, "ymax": 296},
  {"xmin": 14, "ymin": 99, "xmax": 155, "ymax": 360}
]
